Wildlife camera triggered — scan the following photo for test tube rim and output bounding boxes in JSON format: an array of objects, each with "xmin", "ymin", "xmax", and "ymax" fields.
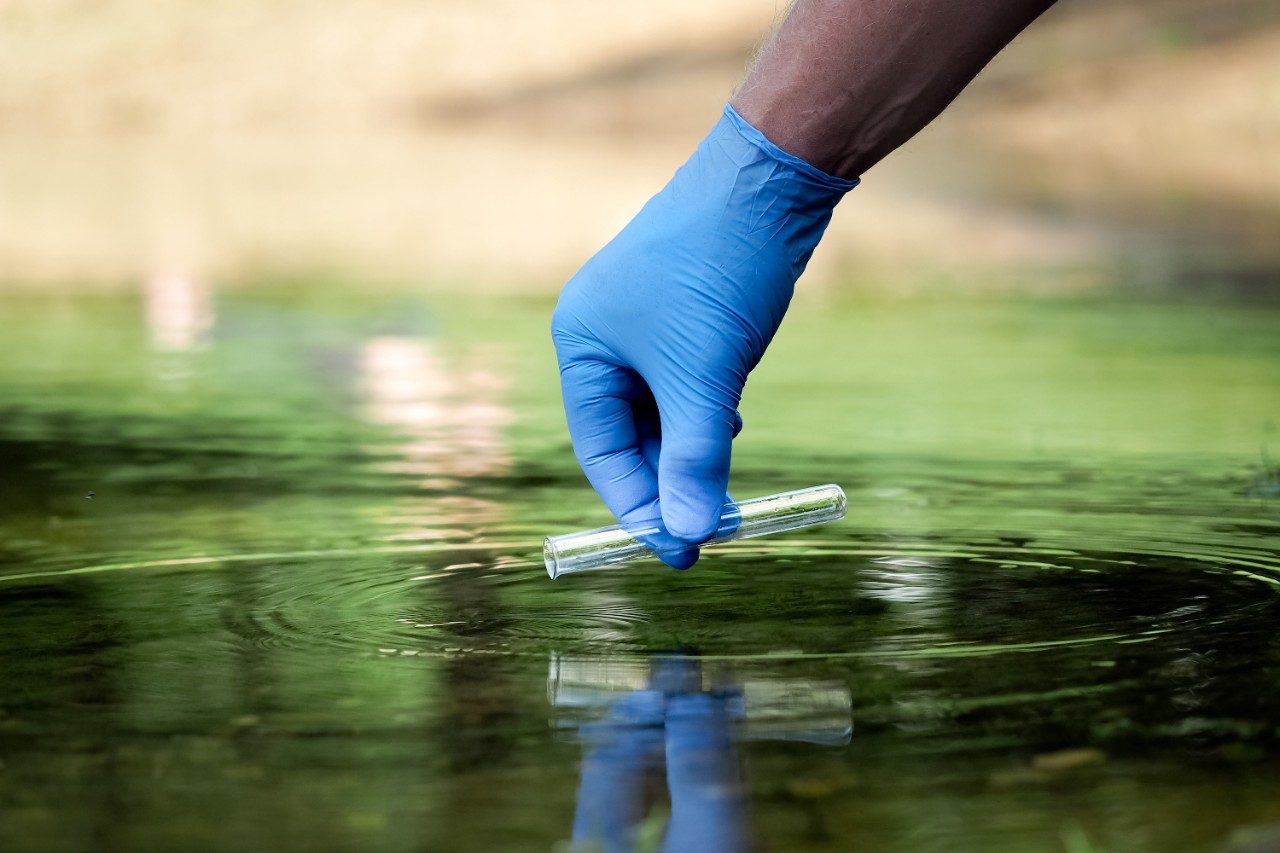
[{"xmin": 544, "ymin": 537, "xmax": 560, "ymax": 580}]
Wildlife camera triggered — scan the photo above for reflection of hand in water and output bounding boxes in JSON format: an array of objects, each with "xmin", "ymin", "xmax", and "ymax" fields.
[
  {"xmin": 573, "ymin": 690, "xmax": 666, "ymax": 851},
  {"xmin": 663, "ymin": 691, "xmax": 749, "ymax": 852},
  {"xmin": 571, "ymin": 659, "xmax": 749, "ymax": 853}
]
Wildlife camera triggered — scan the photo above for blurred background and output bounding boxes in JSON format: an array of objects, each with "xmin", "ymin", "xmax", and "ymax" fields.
[{"xmin": 1, "ymin": 0, "xmax": 1276, "ymax": 293}]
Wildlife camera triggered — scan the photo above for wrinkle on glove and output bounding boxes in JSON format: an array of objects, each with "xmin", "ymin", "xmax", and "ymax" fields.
[{"xmin": 553, "ymin": 104, "xmax": 857, "ymax": 567}]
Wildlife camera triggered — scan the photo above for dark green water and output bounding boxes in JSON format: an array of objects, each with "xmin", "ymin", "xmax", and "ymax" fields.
[{"xmin": 1, "ymin": 281, "xmax": 1278, "ymax": 852}]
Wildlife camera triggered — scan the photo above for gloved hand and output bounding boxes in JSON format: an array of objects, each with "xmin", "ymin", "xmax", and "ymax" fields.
[{"xmin": 552, "ymin": 104, "xmax": 857, "ymax": 568}]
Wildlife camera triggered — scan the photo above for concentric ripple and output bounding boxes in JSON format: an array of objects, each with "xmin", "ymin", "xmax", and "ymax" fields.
[
  {"xmin": 179, "ymin": 533, "xmax": 1280, "ymax": 663},
  {"xmin": 5, "ymin": 517, "xmax": 1274, "ymax": 669}
]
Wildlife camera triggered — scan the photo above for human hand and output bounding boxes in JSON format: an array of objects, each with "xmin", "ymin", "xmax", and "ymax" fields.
[{"xmin": 552, "ymin": 105, "xmax": 856, "ymax": 568}]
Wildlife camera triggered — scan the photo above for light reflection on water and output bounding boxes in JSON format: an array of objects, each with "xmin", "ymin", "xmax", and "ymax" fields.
[
  {"xmin": 146, "ymin": 271, "xmax": 214, "ymax": 354},
  {"xmin": 0, "ymin": 283, "xmax": 1278, "ymax": 851},
  {"xmin": 357, "ymin": 335, "xmax": 511, "ymax": 542}
]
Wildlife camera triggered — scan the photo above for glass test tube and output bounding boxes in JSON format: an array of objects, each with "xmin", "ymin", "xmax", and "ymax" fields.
[{"xmin": 544, "ymin": 483, "xmax": 847, "ymax": 579}]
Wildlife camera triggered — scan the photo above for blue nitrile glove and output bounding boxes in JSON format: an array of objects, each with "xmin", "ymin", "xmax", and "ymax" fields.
[{"xmin": 552, "ymin": 104, "xmax": 857, "ymax": 569}]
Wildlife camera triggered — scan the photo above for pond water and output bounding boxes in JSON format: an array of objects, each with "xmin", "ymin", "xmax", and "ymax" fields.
[{"xmin": 0, "ymin": 279, "xmax": 1278, "ymax": 851}]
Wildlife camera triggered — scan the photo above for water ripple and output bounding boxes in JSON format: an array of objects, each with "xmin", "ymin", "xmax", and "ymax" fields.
[
  {"xmin": 4, "ymin": 522, "xmax": 1275, "ymax": 668},
  {"xmin": 193, "ymin": 535, "xmax": 1280, "ymax": 664}
]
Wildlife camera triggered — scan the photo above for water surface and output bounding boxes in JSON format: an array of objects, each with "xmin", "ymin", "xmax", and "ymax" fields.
[{"xmin": 1, "ymin": 280, "xmax": 1278, "ymax": 851}]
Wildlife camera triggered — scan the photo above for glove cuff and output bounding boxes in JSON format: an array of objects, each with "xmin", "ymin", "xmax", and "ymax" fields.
[{"xmin": 722, "ymin": 103, "xmax": 860, "ymax": 195}]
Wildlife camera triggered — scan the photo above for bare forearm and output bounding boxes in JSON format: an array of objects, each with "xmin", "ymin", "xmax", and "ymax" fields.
[{"xmin": 733, "ymin": 0, "xmax": 1055, "ymax": 179}]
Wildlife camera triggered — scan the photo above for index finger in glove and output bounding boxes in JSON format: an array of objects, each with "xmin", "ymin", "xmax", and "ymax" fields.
[{"xmin": 558, "ymin": 358, "xmax": 698, "ymax": 569}]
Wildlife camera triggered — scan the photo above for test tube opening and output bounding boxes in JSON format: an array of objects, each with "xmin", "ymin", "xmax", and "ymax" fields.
[{"xmin": 544, "ymin": 538, "xmax": 559, "ymax": 579}]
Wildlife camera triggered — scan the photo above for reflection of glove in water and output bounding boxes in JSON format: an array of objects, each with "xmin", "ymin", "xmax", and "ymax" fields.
[
  {"xmin": 552, "ymin": 105, "xmax": 857, "ymax": 568},
  {"xmin": 572, "ymin": 691, "xmax": 665, "ymax": 853},
  {"xmin": 570, "ymin": 662, "xmax": 748, "ymax": 853},
  {"xmin": 663, "ymin": 692, "xmax": 748, "ymax": 853}
]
